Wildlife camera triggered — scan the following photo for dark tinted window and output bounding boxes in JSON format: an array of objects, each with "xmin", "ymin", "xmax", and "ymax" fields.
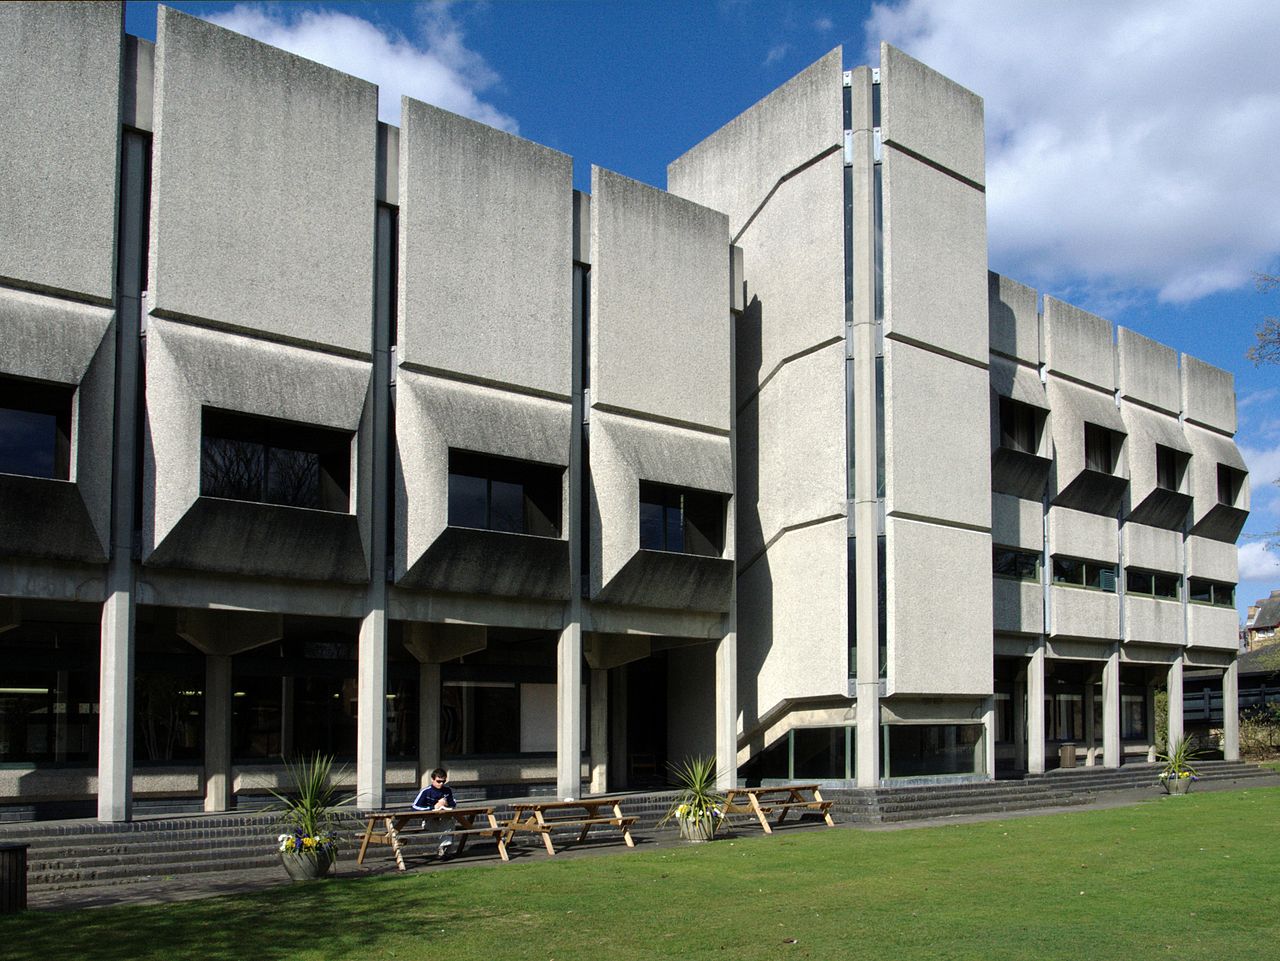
[
  {"xmin": 994, "ymin": 546, "xmax": 1040, "ymax": 581},
  {"xmin": 1084, "ymin": 422, "xmax": 1116, "ymax": 474},
  {"xmin": 447, "ymin": 450, "xmax": 562, "ymax": 537},
  {"xmin": 1053, "ymin": 556, "xmax": 1117, "ymax": 592},
  {"xmin": 998, "ymin": 397, "xmax": 1039, "ymax": 454},
  {"xmin": 0, "ymin": 377, "xmax": 72, "ymax": 480},
  {"xmin": 1156, "ymin": 445, "xmax": 1185, "ymax": 491},
  {"xmin": 638, "ymin": 481, "xmax": 725, "ymax": 556},
  {"xmin": 1217, "ymin": 464, "xmax": 1243, "ymax": 506}
]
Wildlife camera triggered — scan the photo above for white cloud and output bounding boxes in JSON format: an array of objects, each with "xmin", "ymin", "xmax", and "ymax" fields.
[
  {"xmin": 815, "ymin": 17, "xmax": 834, "ymax": 32},
  {"xmin": 765, "ymin": 43, "xmax": 790, "ymax": 66},
  {"xmin": 205, "ymin": 3, "xmax": 516, "ymax": 131},
  {"xmin": 1239, "ymin": 541, "xmax": 1280, "ymax": 581},
  {"xmin": 864, "ymin": 0, "xmax": 1280, "ymax": 304}
]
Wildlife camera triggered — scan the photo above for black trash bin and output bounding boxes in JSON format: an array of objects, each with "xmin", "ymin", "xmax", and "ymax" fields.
[{"xmin": 0, "ymin": 844, "xmax": 28, "ymax": 914}]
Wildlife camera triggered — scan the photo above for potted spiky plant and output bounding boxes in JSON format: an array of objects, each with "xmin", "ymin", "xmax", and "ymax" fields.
[
  {"xmin": 1156, "ymin": 737, "xmax": 1202, "ymax": 795},
  {"xmin": 659, "ymin": 756, "xmax": 724, "ymax": 842},
  {"xmin": 270, "ymin": 753, "xmax": 351, "ymax": 879}
]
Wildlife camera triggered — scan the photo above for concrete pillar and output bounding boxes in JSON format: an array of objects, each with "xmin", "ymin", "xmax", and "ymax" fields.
[
  {"xmin": 1084, "ymin": 674, "xmax": 1097, "ymax": 766},
  {"xmin": 1027, "ymin": 643, "xmax": 1046, "ymax": 774},
  {"xmin": 589, "ymin": 669, "xmax": 608, "ymax": 794},
  {"xmin": 715, "ymin": 630, "xmax": 737, "ymax": 790},
  {"xmin": 98, "ymin": 588, "xmax": 135, "ymax": 822},
  {"xmin": 1145, "ymin": 675, "xmax": 1158, "ymax": 762},
  {"xmin": 1223, "ymin": 660, "xmax": 1240, "ymax": 761},
  {"xmin": 356, "ymin": 608, "xmax": 388, "ymax": 809},
  {"xmin": 204, "ymin": 654, "xmax": 233, "ymax": 812},
  {"xmin": 1166, "ymin": 656, "xmax": 1184, "ymax": 750},
  {"xmin": 1013, "ymin": 669, "xmax": 1027, "ymax": 771},
  {"xmin": 557, "ymin": 621, "xmax": 582, "ymax": 798},
  {"xmin": 981, "ymin": 695, "xmax": 996, "ymax": 778},
  {"xmin": 1102, "ymin": 644, "xmax": 1121, "ymax": 768},
  {"xmin": 418, "ymin": 661, "xmax": 441, "ymax": 786}
]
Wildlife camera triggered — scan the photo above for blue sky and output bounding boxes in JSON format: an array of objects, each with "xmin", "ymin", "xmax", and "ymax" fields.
[{"xmin": 123, "ymin": 0, "xmax": 1280, "ymax": 621}]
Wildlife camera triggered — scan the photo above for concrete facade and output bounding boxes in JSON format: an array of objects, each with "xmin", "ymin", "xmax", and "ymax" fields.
[{"xmin": 0, "ymin": 6, "xmax": 1248, "ymax": 818}]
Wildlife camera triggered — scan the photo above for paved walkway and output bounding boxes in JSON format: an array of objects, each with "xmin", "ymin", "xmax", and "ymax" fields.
[{"xmin": 27, "ymin": 773, "xmax": 1280, "ymax": 913}]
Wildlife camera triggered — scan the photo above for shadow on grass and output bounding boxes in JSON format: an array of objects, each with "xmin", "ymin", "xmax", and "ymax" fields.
[{"xmin": 0, "ymin": 873, "xmax": 474, "ymax": 961}]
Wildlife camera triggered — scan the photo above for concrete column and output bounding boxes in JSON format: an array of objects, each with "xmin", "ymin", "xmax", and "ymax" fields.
[
  {"xmin": 1102, "ymin": 644, "xmax": 1121, "ymax": 768},
  {"xmin": 1223, "ymin": 660, "xmax": 1240, "ymax": 761},
  {"xmin": 589, "ymin": 669, "xmax": 608, "ymax": 794},
  {"xmin": 204, "ymin": 654, "xmax": 233, "ymax": 812},
  {"xmin": 1027, "ymin": 643, "xmax": 1046, "ymax": 774},
  {"xmin": 356, "ymin": 608, "xmax": 388, "ymax": 809},
  {"xmin": 715, "ymin": 630, "xmax": 737, "ymax": 790},
  {"xmin": 98, "ymin": 588, "xmax": 134, "ymax": 822},
  {"xmin": 1166, "ymin": 656, "xmax": 1184, "ymax": 750},
  {"xmin": 981, "ymin": 695, "xmax": 996, "ymax": 778},
  {"xmin": 1084, "ymin": 674, "xmax": 1097, "ymax": 766},
  {"xmin": 1145, "ymin": 675, "xmax": 1158, "ymax": 762},
  {"xmin": 418, "ymin": 661, "xmax": 441, "ymax": 786},
  {"xmin": 1013, "ymin": 669, "xmax": 1027, "ymax": 771},
  {"xmin": 557, "ymin": 621, "xmax": 582, "ymax": 798}
]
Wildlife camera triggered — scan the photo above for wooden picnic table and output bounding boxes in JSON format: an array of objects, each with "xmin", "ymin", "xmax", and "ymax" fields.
[
  {"xmin": 501, "ymin": 797, "xmax": 638, "ymax": 856},
  {"xmin": 721, "ymin": 784, "xmax": 836, "ymax": 834},
  {"xmin": 356, "ymin": 805, "xmax": 507, "ymax": 871}
]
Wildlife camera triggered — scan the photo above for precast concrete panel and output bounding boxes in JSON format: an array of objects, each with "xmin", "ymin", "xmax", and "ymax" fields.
[
  {"xmin": 1049, "ymin": 586, "xmax": 1119, "ymax": 641},
  {"xmin": 736, "ymin": 343, "xmax": 846, "ymax": 563},
  {"xmin": 398, "ymin": 99, "xmax": 572, "ymax": 396},
  {"xmin": 1125, "ymin": 596, "xmax": 1183, "ymax": 646},
  {"xmin": 883, "ymin": 340, "xmax": 990, "ymax": 528},
  {"xmin": 1122, "ymin": 524, "xmax": 1181, "ymax": 574},
  {"xmin": 1118, "ymin": 328, "xmax": 1180, "ymax": 414},
  {"xmin": 728, "ymin": 153, "xmax": 845, "ymax": 398},
  {"xmin": 1187, "ymin": 603, "xmax": 1240, "ymax": 651},
  {"xmin": 1043, "ymin": 298, "xmax": 1116, "ymax": 389},
  {"xmin": 142, "ymin": 320, "xmax": 372, "ymax": 579},
  {"xmin": 1121, "ymin": 403, "xmax": 1190, "ymax": 508},
  {"xmin": 1045, "ymin": 375, "xmax": 1127, "ymax": 491},
  {"xmin": 1184, "ymin": 421, "xmax": 1249, "ymax": 527},
  {"xmin": 881, "ymin": 151, "xmax": 989, "ymax": 364},
  {"xmin": 991, "ymin": 493, "xmax": 1043, "ymax": 551},
  {"xmin": 1181, "ymin": 355, "xmax": 1237, "ymax": 433},
  {"xmin": 590, "ymin": 168, "xmax": 730, "ymax": 431},
  {"xmin": 0, "ymin": 2, "xmax": 121, "ymax": 302},
  {"xmin": 993, "ymin": 578, "xmax": 1044, "ymax": 635},
  {"xmin": 1048, "ymin": 506, "xmax": 1118, "ymax": 563},
  {"xmin": 150, "ymin": 8, "xmax": 377, "ymax": 355},
  {"xmin": 989, "ymin": 273, "xmax": 1040, "ymax": 364},
  {"xmin": 736, "ymin": 518, "xmax": 848, "ymax": 727},
  {"xmin": 667, "ymin": 49, "xmax": 843, "ymax": 239},
  {"xmin": 394, "ymin": 371, "xmax": 571, "ymax": 588},
  {"xmin": 1186, "ymin": 535, "xmax": 1239, "ymax": 584},
  {"xmin": 885, "ymin": 517, "xmax": 992, "ymax": 696},
  {"xmin": 879, "ymin": 44, "xmax": 985, "ymax": 188}
]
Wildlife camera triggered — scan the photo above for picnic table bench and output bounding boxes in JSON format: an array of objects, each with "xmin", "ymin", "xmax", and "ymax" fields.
[
  {"xmin": 722, "ymin": 784, "xmax": 836, "ymax": 834},
  {"xmin": 356, "ymin": 806, "xmax": 507, "ymax": 871},
  {"xmin": 501, "ymin": 797, "xmax": 638, "ymax": 856}
]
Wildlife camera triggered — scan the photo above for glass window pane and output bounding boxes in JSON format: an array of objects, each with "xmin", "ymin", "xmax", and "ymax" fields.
[
  {"xmin": 201, "ymin": 435, "xmax": 264, "ymax": 501},
  {"xmin": 448, "ymin": 474, "xmax": 488, "ymax": 529},
  {"xmin": 0, "ymin": 408, "xmax": 57, "ymax": 478},
  {"xmin": 664, "ymin": 503, "xmax": 684, "ymax": 553},
  {"xmin": 267, "ymin": 447, "xmax": 320, "ymax": 509},
  {"xmin": 639, "ymin": 500, "xmax": 665, "ymax": 550},
  {"xmin": 1052, "ymin": 557, "xmax": 1082, "ymax": 585},
  {"xmin": 793, "ymin": 727, "xmax": 846, "ymax": 779},
  {"xmin": 489, "ymin": 479, "xmax": 524, "ymax": 533},
  {"xmin": 886, "ymin": 724, "xmax": 982, "ymax": 777}
]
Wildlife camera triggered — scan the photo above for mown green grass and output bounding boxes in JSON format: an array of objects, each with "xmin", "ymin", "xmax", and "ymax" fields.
[{"xmin": 3, "ymin": 788, "xmax": 1278, "ymax": 961}]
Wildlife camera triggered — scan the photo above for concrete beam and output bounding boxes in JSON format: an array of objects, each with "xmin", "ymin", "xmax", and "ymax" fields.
[
  {"xmin": 402, "ymin": 622, "xmax": 487, "ymax": 664},
  {"xmin": 583, "ymin": 633, "xmax": 651, "ymax": 670},
  {"xmin": 176, "ymin": 609, "xmax": 283, "ymax": 657}
]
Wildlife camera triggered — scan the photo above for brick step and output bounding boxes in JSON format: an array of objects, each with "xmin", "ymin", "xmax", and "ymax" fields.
[
  {"xmin": 30, "ymin": 849, "xmax": 284, "ymax": 888},
  {"xmin": 877, "ymin": 795, "xmax": 1095, "ymax": 823},
  {"xmin": 870, "ymin": 790, "xmax": 1083, "ymax": 815},
  {"xmin": 29, "ymin": 833, "xmax": 283, "ymax": 871}
]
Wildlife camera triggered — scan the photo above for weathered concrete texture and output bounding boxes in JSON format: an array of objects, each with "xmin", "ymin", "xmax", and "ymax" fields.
[
  {"xmin": 124, "ymin": 36, "xmax": 155, "ymax": 133},
  {"xmin": 1048, "ymin": 506, "xmax": 1118, "ymax": 563},
  {"xmin": 884, "ymin": 339, "xmax": 990, "ymax": 528},
  {"xmin": 993, "ymin": 578, "xmax": 1044, "ymax": 635},
  {"xmin": 1117, "ymin": 328, "xmax": 1180, "ymax": 414},
  {"xmin": 886, "ymin": 517, "xmax": 992, "ymax": 696},
  {"xmin": 394, "ymin": 371, "xmax": 570, "ymax": 585},
  {"xmin": 1043, "ymin": 298, "xmax": 1115, "ymax": 389},
  {"xmin": 590, "ymin": 167, "xmax": 730, "ymax": 431},
  {"xmin": 1187, "ymin": 602, "xmax": 1241, "ymax": 651},
  {"xmin": 1123, "ymin": 523, "xmax": 1181, "ymax": 574},
  {"xmin": 989, "ymin": 356, "xmax": 1048, "ymax": 412},
  {"xmin": 0, "ymin": 287, "xmax": 117, "ymax": 552},
  {"xmin": 1186, "ymin": 535, "xmax": 1239, "ymax": 584},
  {"xmin": 736, "ymin": 343, "xmax": 846, "ymax": 563},
  {"xmin": 150, "ymin": 7, "xmax": 377, "ymax": 355},
  {"xmin": 399, "ymin": 527, "xmax": 570, "ymax": 599},
  {"xmin": 595, "ymin": 551, "xmax": 734, "ymax": 612},
  {"xmin": 882, "ymin": 150, "xmax": 989, "ymax": 364},
  {"xmin": 0, "ymin": 2, "xmax": 121, "ymax": 302},
  {"xmin": 1121, "ymin": 402, "xmax": 1191, "ymax": 525},
  {"xmin": 1049, "ymin": 586, "xmax": 1119, "ymax": 641},
  {"xmin": 1181, "ymin": 354, "xmax": 1237, "ymax": 433},
  {"xmin": 1124, "ymin": 595, "xmax": 1183, "ymax": 646},
  {"xmin": 989, "ymin": 273, "xmax": 1040, "ymax": 363},
  {"xmin": 1183, "ymin": 421, "xmax": 1249, "ymax": 537},
  {"xmin": 142, "ymin": 319, "xmax": 372, "ymax": 573},
  {"xmin": 668, "ymin": 48, "xmax": 843, "ymax": 238},
  {"xmin": 880, "ymin": 43, "xmax": 985, "ymax": 187},
  {"xmin": 0, "ymin": 475, "xmax": 108, "ymax": 562},
  {"xmin": 398, "ymin": 98, "xmax": 572, "ymax": 396},
  {"xmin": 588, "ymin": 410, "xmax": 733, "ymax": 605},
  {"xmin": 991, "ymin": 493, "xmax": 1043, "ymax": 550},
  {"xmin": 1045, "ymin": 375, "xmax": 1127, "ymax": 504},
  {"xmin": 736, "ymin": 517, "xmax": 847, "ymax": 728}
]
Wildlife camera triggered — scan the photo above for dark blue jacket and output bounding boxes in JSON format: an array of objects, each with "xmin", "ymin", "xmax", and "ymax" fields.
[{"xmin": 412, "ymin": 784, "xmax": 456, "ymax": 810}]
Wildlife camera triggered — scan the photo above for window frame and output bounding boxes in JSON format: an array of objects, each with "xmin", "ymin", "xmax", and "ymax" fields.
[
  {"xmin": 1051, "ymin": 555, "xmax": 1118, "ymax": 593},
  {"xmin": 446, "ymin": 449, "xmax": 564, "ymax": 538},
  {"xmin": 637, "ymin": 480, "xmax": 726, "ymax": 557},
  {"xmin": 1125, "ymin": 567, "xmax": 1181, "ymax": 600},
  {"xmin": 0, "ymin": 375, "xmax": 74, "ymax": 481},
  {"xmin": 993, "ymin": 545, "xmax": 1041, "ymax": 583},
  {"xmin": 1083, "ymin": 422, "xmax": 1117, "ymax": 474},
  {"xmin": 1188, "ymin": 577, "xmax": 1235, "ymax": 608}
]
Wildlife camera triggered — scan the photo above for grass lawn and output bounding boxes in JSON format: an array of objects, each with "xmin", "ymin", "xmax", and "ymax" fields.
[{"xmin": 3, "ymin": 788, "xmax": 1278, "ymax": 961}]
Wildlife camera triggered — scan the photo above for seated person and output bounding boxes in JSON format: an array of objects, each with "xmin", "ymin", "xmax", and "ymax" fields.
[{"xmin": 412, "ymin": 767, "xmax": 457, "ymax": 857}]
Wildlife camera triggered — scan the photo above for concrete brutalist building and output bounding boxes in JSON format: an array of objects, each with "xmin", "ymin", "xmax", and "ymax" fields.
[{"xmin": 0, "ymin": 3, "xmax": 1248, "ymax": 821}]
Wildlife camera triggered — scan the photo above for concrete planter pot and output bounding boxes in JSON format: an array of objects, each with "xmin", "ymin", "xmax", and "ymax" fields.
[
  {"xmin": 1163, "ymin": 776, "xmax": 1193, "ymax": 796},
  {"xmin": 281, "ymin": 848, "xmax": 336, "ymax": 880},
  {"xmin": 678, "ymin": 817, "xmax": 718, "ymax": 842}
]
